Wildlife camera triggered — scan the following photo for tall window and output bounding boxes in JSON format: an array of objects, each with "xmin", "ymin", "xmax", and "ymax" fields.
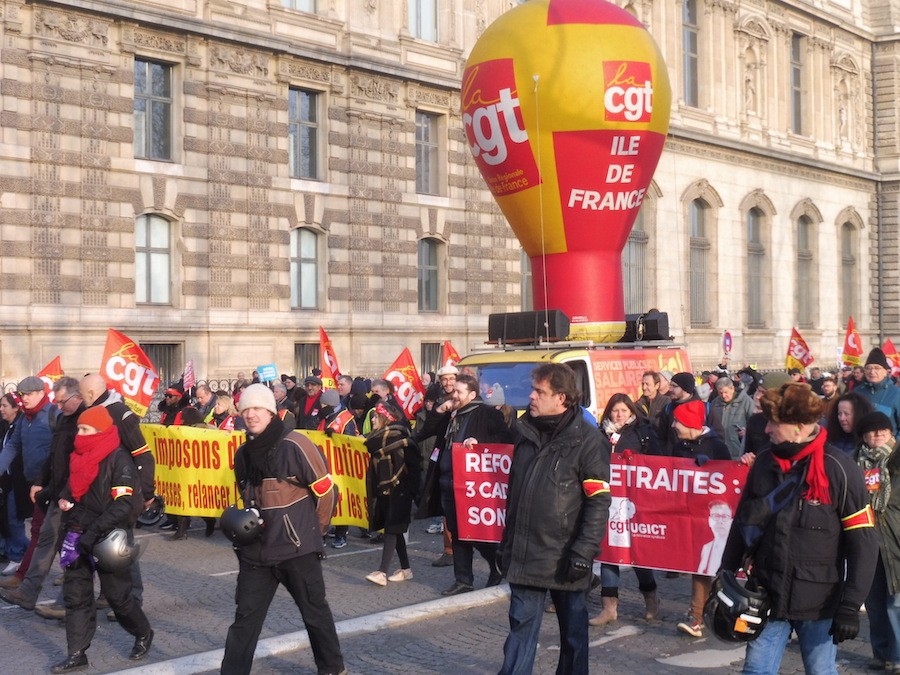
[
  {"xmin": 682, "ymin": 0, "xmax": 699, "ymax": 107},
  {"xmin": 416, "ymin": 111, "xmax": 439, "ymax": 195},
  {"xmin": 746, "ymin": 208, "xmax": 766, "ymax": 327},
  {"xmin": 796, "ymin": 216, "xmax": 814, "ymax": 327},
  {"xmin": 841, "ymin": 222, "xmax": 857, "ymax": 322},
  {"xmin": 421, "ymin": 343, "xmax": 441, "ymax": 377},
  {"xmin": 134, "ymin": 59, "xmax": 172, "ymax": 160},
  {"xmin": 289, "ymin": 88, "xmax": 319, "ymax": 180},
  {"xmin": 418, "ymin": 238, "xmax": 440, "ymax": 312},
  {"xmin": 409, "ymin": 0, "xmax": 438, "ymax": 41},
  {"xmin": 790, "ymin": 34, "xmax": 804, "ymax": 134},
  {"xmin": 622, "ymin": 210, "xmax": 648, "ymax": 314},
  {"xmin": 294, "ymin": 343, "xmax": 318, "ymax": 378},
  {"xmin": 520, "ymin": 250, "xmax": 533, "ymax": 311},
  {"xmin": 282, "ymin": 0, "xmax": 315, "ymax": 10},
  {"xmin": 290, "ymin": 228, "xmax": 318, "ymax": 309},
  {"xmin": 135, "ymin": 215, "xmax": 171, "ymax": 304},
  {"xmin": 689, "ymin": 199, "xmax": 710, "ymax": 326}
]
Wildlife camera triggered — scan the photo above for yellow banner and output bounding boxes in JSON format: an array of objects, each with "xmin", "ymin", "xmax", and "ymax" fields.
[{"xmin": 140, "ymin": 424, "xmax": 370, "ymax": 527}]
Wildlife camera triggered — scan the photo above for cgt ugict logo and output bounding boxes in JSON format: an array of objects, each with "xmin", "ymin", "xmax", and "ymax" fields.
[{"xmin": 603, "ymin": 61, "xmax": 653, "ymax": 123}]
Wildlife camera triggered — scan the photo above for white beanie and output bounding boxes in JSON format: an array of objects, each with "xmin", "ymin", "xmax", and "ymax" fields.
[{"xmin": 238, "ymin": 384, "xmax": 277, "ymax": 415}]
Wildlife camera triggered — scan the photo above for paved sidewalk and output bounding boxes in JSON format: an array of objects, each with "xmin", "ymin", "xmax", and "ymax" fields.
[{"xmin": 0, "ymin": 521, "xmax": 881, "ymax": 673}]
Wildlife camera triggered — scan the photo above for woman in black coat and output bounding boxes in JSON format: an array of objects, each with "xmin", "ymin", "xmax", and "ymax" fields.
[
  {"xmin": 592, "ymin": 393, "xmax": 660, "ymax": 626},
  {"xmin": 363, "ymin": 403, "xmax": 422, "ymax": 586}
]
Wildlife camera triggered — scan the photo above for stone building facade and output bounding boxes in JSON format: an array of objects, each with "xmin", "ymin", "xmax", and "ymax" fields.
[{"xmin": 0, "ymin": 0, "xmax": 895, "ymax": 386}]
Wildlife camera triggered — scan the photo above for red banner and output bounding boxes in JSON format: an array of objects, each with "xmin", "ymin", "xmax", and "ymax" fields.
[
  {"xmin": 382, "ymin": 348, "xmax": 425, "ymax": 419},
  {"xmin": 319, "ymin": 327, "xmax": 341, "ymax": 390},
  {"xmin": 442, "ymin": 341, "xmax": 461, "ymax": 369},
  {"xmin": 884, "ymin": 339, "xmax": 900, "ymax": 377},
  {"xmin": 452, "ymin": 443, "xmax": 514, "ymax": 543},
  {"xmin": 101, "ymin": 329, "xmax": 160, "ymax": 417},
  {"xmin": 785, "ymin": 327, "xmax": 814, "ymax": 371},
  {"xmin": 36, "ymin": 356, "xmax": 64, "ymax": 402},
  {"xmin": 600, "ymin": 452, "xmax": 748, "ymax": 575},
  {"xmin": 451, "ymin": 446, "xmax": 748, "ymax": 575},
  {"xmin": 182, "ymin": 359, "xmax": 196, "ymax": 392},
  {"xmin": 842, "ymin": 316, "xmax": 864, "ymax": 367}
]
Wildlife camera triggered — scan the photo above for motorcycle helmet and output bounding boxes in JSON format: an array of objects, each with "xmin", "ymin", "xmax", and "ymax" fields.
[
  {"xmin": 136, "ymin": 494, "xmax": 165, "ymax": 527},
  {"xmin": 704, "ymin": 570, "xmax": 770, "ymax": 643},
  {"xmin": 92, "ymin": 529, "xmax": 143, "ymax": 572},
  {"xmin": 220, "ymin": 505, "xmax": 265, "ymax": 546}
]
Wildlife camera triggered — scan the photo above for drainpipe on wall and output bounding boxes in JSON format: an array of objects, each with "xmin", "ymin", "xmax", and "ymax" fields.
[{"xmin": 873, "ymin": 42, "xmax": 884, "ymax": 343}]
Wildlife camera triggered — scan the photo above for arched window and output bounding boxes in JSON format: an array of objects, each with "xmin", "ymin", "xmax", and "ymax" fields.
[
  {"xmin": 689, "ymin": 199, "xmax": 710, "ymax": 326},
  {"xmin": 135, "ymin": 214, "xmax": 171, "ymax": 305},
  {"xmin": 418, "ymin": 238, "xmax": 441, "ymax": 312},
  {"xmin": 622, "ymin": 209, "xmax": 648, "ymax": 314},
  {"xmin": 520, "ymin": 250, "xmax": 533, "ymax": 311},
  {"xmin": 290, "ymin": 228, "xmax": 319, "ymax": 309},
  {"xmin": 840, "ymin": 222, "xmax": 858, "ymax": 323},
  {"xmin": 746, "ymin": 207, "xmax": 766, "ymax": 327},
  {"xmin": 796, "ymin": 216, "xmax": 815, "ymax": 327}
]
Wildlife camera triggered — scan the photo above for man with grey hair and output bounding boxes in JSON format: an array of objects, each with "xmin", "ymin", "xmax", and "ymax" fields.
[
  {"xmin": 0, "ymin": 376, "xmax": 84, "ymax": 617},
  {"xmin": 195, "ymin": 383, "xmax": 215, "ymax": 423},
  {"xmin": 271, "ymin": 380, "xmax": 297, "ymax": 430},
  {"xmin": 706, "ymin": 376, "xmax": 755, "ymax": 459}
]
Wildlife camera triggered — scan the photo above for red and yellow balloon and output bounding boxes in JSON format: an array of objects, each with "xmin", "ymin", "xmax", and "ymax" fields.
[{"xmin": 463, "ymin": 0, "xmax": 671, "ymax": 342}]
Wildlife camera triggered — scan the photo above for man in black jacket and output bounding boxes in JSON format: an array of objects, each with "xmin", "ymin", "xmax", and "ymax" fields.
[
  {"xmin": 438, "ymin": 373, "xmax": 512, "ymax": 596},
  {"xmin": 0, "ymin": 377, "xmax": 83, "ymax": 618},
  {"xmin": 498, "ymin": 363, "xmax": 610, "ymax": 675}
]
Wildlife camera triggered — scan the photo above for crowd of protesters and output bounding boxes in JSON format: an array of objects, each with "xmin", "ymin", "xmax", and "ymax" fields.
[{"xmin": 1, "ymin": 344, "xmax": 900, "ymax": 673}]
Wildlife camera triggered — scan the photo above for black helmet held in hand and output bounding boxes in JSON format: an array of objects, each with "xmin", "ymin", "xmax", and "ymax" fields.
[
  {"xmin": 220, "ymin": 505, "xmax": 265, "ymax": 546},
  {"xmin": 137, "ymin": 494, "xmax": 165, "ymax": 527},
  {"xmin": 92, "ymin": 529, "xmax": 144, "ymax": 572},
  {"xmin": 704, "ymin": 570, "xmax": 770, "ymax": 643}
]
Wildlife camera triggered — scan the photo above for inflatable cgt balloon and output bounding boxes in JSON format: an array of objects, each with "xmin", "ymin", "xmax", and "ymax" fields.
[{"xmin": 462, "ymin": 0, "xmax": 671, "ymax": 343}]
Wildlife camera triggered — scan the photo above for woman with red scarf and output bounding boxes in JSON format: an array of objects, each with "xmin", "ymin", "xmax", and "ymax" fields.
[
  {"xmin": 720, "ymin": 383, "xmax": 879, "ymax": 674},
  {"xmin": 52, "ymin": 406, "xmax": 152, "ymax": 674}
]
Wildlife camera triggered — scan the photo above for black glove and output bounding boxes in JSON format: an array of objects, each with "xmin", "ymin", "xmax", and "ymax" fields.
[
  {"xmin": 77, "ymin": 530, "xmax": 97, "ymax": 557},
  {"xmin": 695, "ymin": 454, "xmax": 709, "ymax": 467},
  {"xmin": 829, "ymin": 602, "xmax": 860, "ymax": 644},
  {"xmin": 324, "ymin": 427, "xmax": 335, "ymax": 437},
  {"xmin": 566, "ymin": 556, "xmax": 591, "ymax": 583}
]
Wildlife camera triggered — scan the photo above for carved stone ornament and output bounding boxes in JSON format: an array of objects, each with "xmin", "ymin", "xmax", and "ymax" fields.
[
  {"xmin": 210, "ymin": 45, "xmax": 269, "ymax": 77},
  {"xmin": 33, "ymin": 9, "xmax": 108, "ymax": 46},
  {"xmin": 409, "ymin": 86, "xmax": 450, "ymax": 108},
  {"xmin": 133, "ymin": 30, "xmax": 186, "ymax": 55},
  {"xmin": 365, "ymin": 0, "xmax": 377, "ymax": 11},
  {"xmin": 279, "ymin": 59, "xmax": 331, "ymax": 83},
  {"xmin": 350, "ymin": 74, "xmax": 399, "ymax": 102}
]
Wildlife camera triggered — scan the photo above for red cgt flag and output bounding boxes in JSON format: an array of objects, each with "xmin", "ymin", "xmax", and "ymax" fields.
[
  {"xmin": 785, "ymin": 328, "xmax": 814, "ymax": 371},
  {"xmin": 319, "ymin": 327, "xmax": 342, "ymax": 390},
  {"xmin": 884, "ymin": 339, "xmax": 900, "ymax": 376},
  {"xmin": 182, "ymin": 359, "xmax": 196, "ymax": 392},
  {"xmin": 100, "ymin": 329, "xmax": 160, "ymax": 417},
  {"xmin": 841, "ymin": 316, "xmax": 864, "ymax": 367},
  {"xmin": 36, "ymin": 356, "xmax": 64, "ymax": 401},
  {"xmin": 442, "ymin": 341, "xmax": 461, "ymax": 369},
  {"xmin": 382, "ymin": 348, "xmax": 426, "ymax": 419}
]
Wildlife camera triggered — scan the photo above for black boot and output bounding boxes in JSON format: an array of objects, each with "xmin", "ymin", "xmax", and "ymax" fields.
[
  {"xmin": 129, "ymin": 629, "xmax": 154, "ymax": 660},
  {"xmin": 204, "ymin": 517, "xmax": 216, "ymax": 537},
  {"xmin": 172, "ymin": 517, "xmax": 188, "ymax": 540},
  {"xmin": 50, "ymin": 650, "xmax": 88, "ymax": 673}
]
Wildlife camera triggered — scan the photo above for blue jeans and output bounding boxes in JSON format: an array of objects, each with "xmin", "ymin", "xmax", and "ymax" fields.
[
  {"xmin": 599, "ymin": 563, "xmax": 656, "ymax": 596},
  {"xmin": 5, "ymin": 492, "xmax": 28, "ymax": 562},
  {"xmin": 868, "ymin": 552, "xmax": 900, "ymax": 664},
  {"xmin": 743, "ymin": 618, "xmax": 837, "ymax": 675},
  {"xmin": 499, "ymin": 583, "xmax": 589, "ymax": 675}
]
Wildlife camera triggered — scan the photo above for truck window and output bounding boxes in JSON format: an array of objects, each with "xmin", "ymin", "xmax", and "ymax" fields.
[
  {"xmin": 565, "ymin": 360, "xmax": 591, "ymax": 409},
  {"xmin": 462, "ymin": 360, "xmax": 591, "ymax": 411}
]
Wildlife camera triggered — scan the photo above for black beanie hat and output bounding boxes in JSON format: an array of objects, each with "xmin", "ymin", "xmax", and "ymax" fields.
[
  {"xmin": 857, "ymin": 411, "xmax": 893, "ymax": 438},
  {"xmin": 670, "ymin": 372, "xmax": 696, "ymax": 395},
  {"xmin": 865, "ymin": 348, "xmax": 890, "ymax": 370}
]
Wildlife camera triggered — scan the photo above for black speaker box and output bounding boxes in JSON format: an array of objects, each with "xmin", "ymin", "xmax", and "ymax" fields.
[{"xmin": 488, "ymin": 310, "xmax": 570, "ymax": 344}]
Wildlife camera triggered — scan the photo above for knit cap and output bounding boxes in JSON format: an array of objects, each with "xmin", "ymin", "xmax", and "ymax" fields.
[
  {"xmin": 237, "ymin": 384, "xmax": 277, "ymax": 415},
  {"xmin": 78, "ymin": 406, "xmax": 114, "ymax": 433},
  {"xmin": 673, "ymin": 400, "xmax": 706, "ymax": 430}
]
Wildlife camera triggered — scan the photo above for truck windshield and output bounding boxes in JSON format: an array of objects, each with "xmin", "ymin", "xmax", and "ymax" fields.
[{"xmin": 460, "ymin": 362, "xmax": 539, "ymax": 409}]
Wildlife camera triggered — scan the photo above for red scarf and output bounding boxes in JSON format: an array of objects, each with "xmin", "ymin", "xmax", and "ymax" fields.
[
  {"xmin": 772, "ymin": 427, "xmax": 831, "ymax": 505},
  {"xmin": 69, "ymin": 426, "xmax": 121, "ymax": 501},
  {"xmin": 23, "ymin": 394, "xmax": 49, "ymax": 421}
]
